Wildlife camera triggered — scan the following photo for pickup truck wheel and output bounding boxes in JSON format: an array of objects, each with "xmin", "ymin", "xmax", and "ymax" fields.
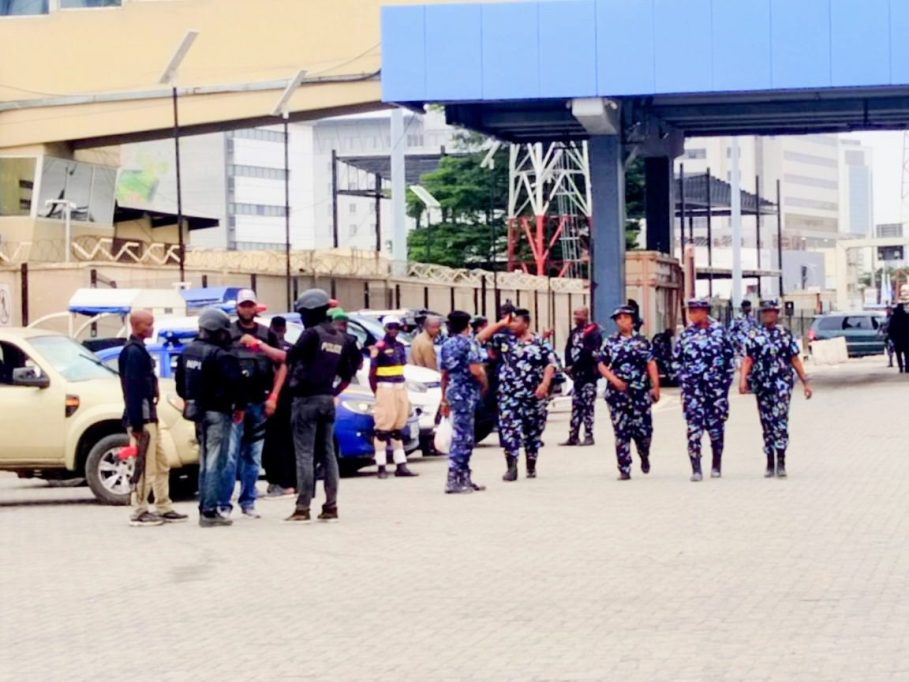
[{"xmin": 85, "ymin": 434, "xmax": 132, "ymax": 506}]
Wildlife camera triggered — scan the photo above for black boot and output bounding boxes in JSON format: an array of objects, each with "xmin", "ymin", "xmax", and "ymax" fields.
[
  {"xmin": 502, "ymin": 455, "xmax": 518, "ymax": 482},
  {"xmin": 776, "ymin": 451, "xmax": 787, "ymax": 478},
  {"xmin": 764, "ymin": 452, "xmax": 775, "ymax": 478},
  {"xmin": 526, "ymin": 456, "xmax": 537, "ymax": 479},
  {"xmin": 395, "ymin": 462, "xmax": 418, "ymax": 477},
  {"xmin": 617, "ymin": 469, "xmax": 631, "ymax": 481},
  {"xmin": 689, "ymin": 457, "xmax": 703, "ymax": 482},
  {"xmin": 711, "ymin": 451, "xmax": 722, "ymax": 478},
  {"xmin": 560, "ymin": 436, "xmax": 579, "ymax": 446},
  {"xmin": 377, "ymin": 465, "xmax": 389, "ymax": 479},
  {"xmin": 445, "ymin": 469, "xmax": 469, "ymax": 494},
  {"xmin": 465, "ymin": 469, "xmax": 485, "ymax": 491},
  {"xmin": 581, "ymin": 434, "xmax": 595, "ymax": 446}
]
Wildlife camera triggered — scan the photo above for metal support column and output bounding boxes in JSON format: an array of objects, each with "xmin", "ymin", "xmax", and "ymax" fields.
[
  {"xmin": 331, "ymin": 149, "xmax": 339, "ymax": 248},
  {"xmin": 706, "ymin": 167, "xmax": 713, "ymax": 298},
  {"xmin": 390, "ymin": 108, "xmax": 407, "ymax": 274},
  {"xmin": 776, "ymin": 179, "xmax": 784, "ymax": 297},
  {"xmin": 755, "ymin": 174, "xmax": 762, "ymax": 297},
  {"xmin": 588, "ymin": 135, "xmax": 625, "ymax": 328},
  {"xmin": 644, "ymin": 156, "xmax": 674, "ymax": 254},
  {"xmin": 374, "ymin": 173, "xmax": 382, "ymax": 254}
]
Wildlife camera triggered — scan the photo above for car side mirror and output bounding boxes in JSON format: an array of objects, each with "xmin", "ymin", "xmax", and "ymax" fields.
[{"xmin": 12, "ymin": 367, "xmax": 50, "ymax": 389}]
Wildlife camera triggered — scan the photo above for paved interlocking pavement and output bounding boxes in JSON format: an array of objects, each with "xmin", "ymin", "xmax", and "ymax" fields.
[{"xmin": 2, "ymin": 358, "xmax": 908, "ymax": 681}]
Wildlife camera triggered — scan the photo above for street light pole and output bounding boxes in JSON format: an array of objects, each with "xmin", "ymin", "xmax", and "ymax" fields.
[
  {"xmin": 159, "ymin": 30, "xmax": 200, "ymax": 283},
  {"xmin": 271, "ymin": 69, "xmax": 308, "ymax": 310}
]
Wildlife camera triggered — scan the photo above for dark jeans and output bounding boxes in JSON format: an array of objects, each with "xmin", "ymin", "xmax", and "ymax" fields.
[
  {"xmin": 895, "ymin": 344, "xmax": 909, "ymax": 373},
  {"xmin": 198, "ymin": 411, "xmax": 234, "ymax": 515},
  {"xmin": 292, "ymin": 395, "xmax": 338, "ymax": 511}
]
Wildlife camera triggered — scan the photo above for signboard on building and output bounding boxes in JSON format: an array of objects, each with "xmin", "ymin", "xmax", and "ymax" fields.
[{"xmin": 0, "ymin": 283, "xmax": 12, "ymax": 326}]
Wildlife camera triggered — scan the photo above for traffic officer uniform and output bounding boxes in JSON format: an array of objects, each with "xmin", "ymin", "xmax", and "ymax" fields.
[
  {"xmin": 493, "ymin": 329, "xmax": 557, "ymax": 480},
  {"xmin": 175, "ymin": 308, "xmax": 247, "ymax": 527},
  {"xmin": 564, "ymin": 321, "xmax": 602, "ymax": 446},
  {"xmin": 672, "ymin": 299, "xmax": 736, "ymax": 481},
  {"xmin": 745, "ymin": 299, "xmax": 802, "ymax": 478},
  {"xmin": 599, "ymin": 307, "xmax": 655, "ymax": 478},
  {"xmin": 369, "ymin": 316, "xmax": 418, "ymax": 479},
  {"xmin": 286, "ymin": 289, "xmax": 361, "ymax": 521},
  {"xmin": 440, "ymin": 325, "xmax": 486, "ymax": 493}
]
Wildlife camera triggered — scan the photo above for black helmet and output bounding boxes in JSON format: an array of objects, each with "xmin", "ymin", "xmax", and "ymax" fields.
[
  {"xmin": 294, "ymin": 288, "xmax": 330, "ymax": 312},
  {"xmin": 198, "ymin": 307, "xmax": 231, "ymax": 333}
]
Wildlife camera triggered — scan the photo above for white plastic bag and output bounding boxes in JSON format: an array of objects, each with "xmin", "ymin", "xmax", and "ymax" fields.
[{"xmin": 434, "ymin": 417, "xmax": 453, "ymax": 455}]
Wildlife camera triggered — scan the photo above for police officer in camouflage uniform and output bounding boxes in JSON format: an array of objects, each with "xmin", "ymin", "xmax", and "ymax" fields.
[
  {"xmin": 673, "ymin": 298, "xmax": 736, "ymax": 482},
  {"xmin": 728, "ymin": 299, "xmax": 759, "ymax": 363},
  {"xmin": 739, "ymin": 299, "xmax": 813, "ymax": 478},
  {"xmin": 598, "ymin": 305, "xmax": 661, "ymax": 480},
  {"xmin": 440, "ymin": 310, "xmax": 488, "ymax": 494},
  {"xmin": 562, "ymin": 306, "xmax": 602, "ymax": 447},
  {"xmin": 478, "ymin": 308, "xmax": 556, "ymax": 481}
]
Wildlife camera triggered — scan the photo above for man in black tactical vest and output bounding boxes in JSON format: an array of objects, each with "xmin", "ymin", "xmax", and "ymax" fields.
[
  {"xmin": 226, "ymin": 289, "xmax": 287, "ymax": 518},
  {"xmin": 285, "ymin": 289, "xmax": 361, "ymax": 523},
  {"xmin": 175, "ymin": 308, "xmax": 247, "ymax": 527}
]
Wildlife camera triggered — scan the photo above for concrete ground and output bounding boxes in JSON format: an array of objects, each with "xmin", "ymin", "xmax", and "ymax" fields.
[{"xmin": 1, "ymin": 357, "xmax": 907, "ymax": 681}]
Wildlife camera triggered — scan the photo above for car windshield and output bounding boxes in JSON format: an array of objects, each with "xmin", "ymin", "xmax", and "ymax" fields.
[
  {"xmin": 355, "ymin": 316, "xmax": 414, "ymax": 345},
  {"xmin": 30, "ymin": 336, "xmax": 118, "ymax": 382}
]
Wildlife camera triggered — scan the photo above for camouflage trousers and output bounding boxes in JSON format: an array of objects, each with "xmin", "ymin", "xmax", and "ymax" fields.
[
  {"xmin": 499, "ymin": 395, "xmax": 548, "ymax": 460},
  {"xmin": 755, "ymin": 389, "xmax": 792, "ymax": 456},
  {"xmin": 568, "ymin": 380, "xmax": 597, "ymax": 440},
  {"xmin": 605, "ymin": 392, "xmax": 653, "ymax": 475}
]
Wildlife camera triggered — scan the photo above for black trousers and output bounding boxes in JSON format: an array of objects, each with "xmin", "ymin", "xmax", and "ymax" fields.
[
  {"xmin": 895, "ymin": 344, "xmax": 909, "ymax": 373},
  {"xmin": 262, "ymin": 395, "xmax": 296, "ymax": 488}
]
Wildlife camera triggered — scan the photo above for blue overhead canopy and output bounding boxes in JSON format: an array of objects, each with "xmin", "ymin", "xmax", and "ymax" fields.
[{"xmin": 382, "ymin": 0, "xmax": 909, "ymax": 141}]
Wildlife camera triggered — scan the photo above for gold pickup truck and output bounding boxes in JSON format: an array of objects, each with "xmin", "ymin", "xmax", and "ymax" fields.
[{"xmin": 0, "ymin": 328, "xmax": 197, "ymax": 504}]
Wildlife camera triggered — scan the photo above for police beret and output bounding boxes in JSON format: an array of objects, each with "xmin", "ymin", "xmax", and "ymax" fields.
[
  {"xmin": 328, "ymin": 307, "xmax": 349, "ymax": 321},
  {"xmin": 295, "ymin": 288, "xmax": 330, "ymax": 311},
  {"xmin": 686, "ymin": 298, "xmax": 711, "ymax": 310},
  {"xmin": 759, "ymin": 299, "xmax": 781, "ymax": 311}
]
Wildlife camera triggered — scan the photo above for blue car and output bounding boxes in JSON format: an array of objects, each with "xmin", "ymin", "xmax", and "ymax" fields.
[{"xmin": 93, "ymin": 343, "xmax": 419, "ymax": 474}]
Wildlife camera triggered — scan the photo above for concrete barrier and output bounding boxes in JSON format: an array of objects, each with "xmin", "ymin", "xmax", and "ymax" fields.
[{"xmin": 810, "ymin": 336, "xmax": 849, "ymax": 365}]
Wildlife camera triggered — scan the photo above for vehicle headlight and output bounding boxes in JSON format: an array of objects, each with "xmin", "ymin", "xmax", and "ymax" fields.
[
  {"xmin": 341, "ymin": 399, "xmax": 374, "ymax": 415},
  {"xmin": 406, "ymin": 380, "xmax": 428, "ymax": 393}
]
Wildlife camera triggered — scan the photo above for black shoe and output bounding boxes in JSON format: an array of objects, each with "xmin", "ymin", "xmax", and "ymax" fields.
[
  {"xmin": 526, "ymin": 457, "xmax": 537, "ymax": 479},
  {"xmin": 377, "ymin": 465, "xmax": 389, "ymax": 479},
  {"xmin": 285, "ymin": 508, "xmax": 311, "ymax": 522},
  {"xmin": 395, "ymin": 463, "xmax": 418, "ymax": 477},
  {"xmin": 689, "ymin": 458, "xmax": 703, "ymax": 482},
  {"xmin": 465, "ymin": 470, "xmax": 485, "ymax": 492},
  {"xmin": 711, "ymin": 453, "xmax": 722, "ymax": 478},
  {"xmin": 690, "ymin": 471, "xmax": 703, "ymax": 482},
  {"xmin": 158, "ymin": 510, "xmax": 188, "ymax": 523},
  {"xmin": 129, "ymin": 511, "xmax": 164, "ymax": 527},
  {"xmin": 764, "ymin": 453, "xmax": 775, "ymax": 478},
  {"xmin": 502, "ymin": 455, "xmax": 518, "ymax": 482},
  {"xmin": 560, "ymin": 437, "xmax": 579, "ymax": 446},
  {"xmin": 710, "ymin": 469, "xmax": 721, "ymax": 478},
  {"xmin": 618, "ymin": 471, "xmax": 631, "ymax": 481},
  {"xmin": 640, "ymin": 454, "xmax": 651, "ymax": 475},
  {"xmin": 581, "ymin": 435, "xmax": 595, "ymax": 447},
  {"xmin": 318, "ymin": 507, "xmax": 339, "ymax": 522},
  {"xmin": 199, "ymin": 513, "xmax": 233, "ymax": 527}
]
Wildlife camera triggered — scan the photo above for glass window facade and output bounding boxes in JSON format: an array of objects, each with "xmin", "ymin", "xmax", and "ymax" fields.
[
  {"xmin": 0, "ymin": 157, "xmax": 37, "ymax": 216},
  {"xmin": 0, "ymin": 0, "xmax": 47, "ymax": 15},
  {"xmin": 60, "ymin": 0, "xmax": 120, "ymax": 7},
  {"xmin": 37, "ymin": 157, "xmax": 117, "ymax": 224}
]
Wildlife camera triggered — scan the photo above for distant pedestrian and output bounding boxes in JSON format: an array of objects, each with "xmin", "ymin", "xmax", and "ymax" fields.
[
  {"xmin": 440, "ymin": 310, "xmax": 488, "ymax": 494},
  {"xmin": 673, "ymin": 298, "xmax": 736, "ymax": 481},
  {"xmin": 411, "ymin": 314, "xmax": 442, "ymax": 371},
  {"xmin": 562, "ymin": 306, "xmax": 602, "ymax": 447},
  {"xmin": 888, "ymin": 304, "xmax": 909, "ymax": 373},
  {"xmin": 119, "ymin": 310, "xmax": 187, "ymax": 527},
  {"xmin": 478, "ymin": 308, "xmax": 556, "ymax": 481},
  {"xmin": 175, "ymin": 308, "xmax": 247, "ymax": 527},
  {"xmin": 882, "ymin": 307, "xmax": 894, "ymax": 368},
  {"xmin": 728, "ymin": 299, "xmax": 759, "ymax": 362},
  {"xmin": 739, "ymin": 299, "xmax": 813, "ymax": 478},
  {"xmin": 598, "ymin": 306, "xmax": 660, "ymax": 480},
  {"xmin": 651, "ymin": 327, "xmax": 675, "ymax": 383}
]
